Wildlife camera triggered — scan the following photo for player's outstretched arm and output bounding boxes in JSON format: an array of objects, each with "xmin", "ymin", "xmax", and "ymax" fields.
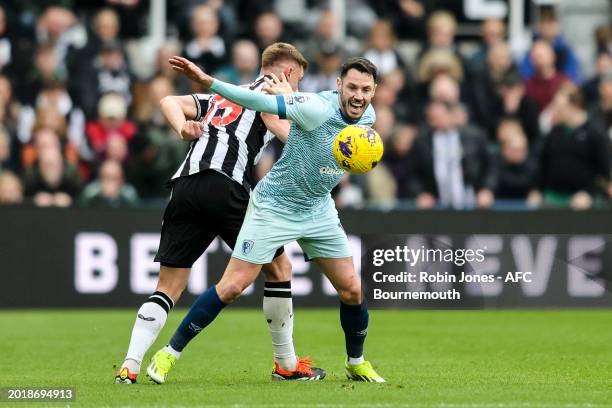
[{"xmin": 169, "ymin": 55, "xmax": 281, "ymax": 115}]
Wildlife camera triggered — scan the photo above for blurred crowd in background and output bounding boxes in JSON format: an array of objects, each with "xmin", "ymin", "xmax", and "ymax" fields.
[{"xmin": 0, "ymin": 0, "xmax": 610, "ymax": 210}]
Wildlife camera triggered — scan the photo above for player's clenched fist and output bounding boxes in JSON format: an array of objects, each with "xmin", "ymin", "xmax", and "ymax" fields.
[
  {"xmin": 169, "ymin": 56, "xmax": 213, "ymax": 88},
  {"xmin": 180, "ymin": 120, "xmax": 205, "ymax": 141}
]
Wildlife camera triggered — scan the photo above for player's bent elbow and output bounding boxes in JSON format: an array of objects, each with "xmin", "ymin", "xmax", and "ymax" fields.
[{"xmin": 159, "ymin": 95, "xmax": 176, "ymax": 108}]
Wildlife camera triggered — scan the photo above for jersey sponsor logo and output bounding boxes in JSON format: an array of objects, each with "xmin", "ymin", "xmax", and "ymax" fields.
[
  {"xmin": 319, "ymin": 166, "xmax": 344, "ymax": 175},
  {"xmin": 294, "ymin": 95, "xmax": 308, "ymax": 103},
  {"xmin": 242, "ymin": 240, "xmax": 254, "ymax": 255},
  {"xmin": 137, "ymin": 313, "xmax": 155, "ymax": 321}
]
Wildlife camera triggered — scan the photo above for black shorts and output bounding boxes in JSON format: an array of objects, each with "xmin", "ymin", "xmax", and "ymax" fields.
[{"xmin": 154, "ymin": 170, "xmax": 284, "ymax": 268}]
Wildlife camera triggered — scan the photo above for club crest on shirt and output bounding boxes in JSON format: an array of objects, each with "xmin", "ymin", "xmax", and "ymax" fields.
[{"xmin": 242, "ymin": 240, "xmax": 255, "ymax": 255}]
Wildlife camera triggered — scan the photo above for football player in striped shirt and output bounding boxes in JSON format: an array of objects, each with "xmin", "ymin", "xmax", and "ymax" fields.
[{"xmin": 115, "ymin": 43, "xmax": 324, "ymax": 384}]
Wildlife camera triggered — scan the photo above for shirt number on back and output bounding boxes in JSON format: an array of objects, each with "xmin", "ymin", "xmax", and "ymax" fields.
[{"xmin": 203, "ymin": 96, "xmax": 243, "ymax": 126}]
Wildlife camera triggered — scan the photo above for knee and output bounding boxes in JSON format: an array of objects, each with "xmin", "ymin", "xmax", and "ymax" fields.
[
  {"xmin": 338, "ymin": 281, "xmax": 362, "ymax": 305},
  {"xmin": 216, "ymin": 281, "xmax": 245, "ymax": 304},
  {"xmin": 263, "ymin": 256, "xmax": 292, "ymax": 282}
]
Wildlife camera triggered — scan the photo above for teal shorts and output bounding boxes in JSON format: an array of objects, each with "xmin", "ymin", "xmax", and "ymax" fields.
[{"xmin": 232, "ymin": 194, "xmax": 352, "ymax": 264}]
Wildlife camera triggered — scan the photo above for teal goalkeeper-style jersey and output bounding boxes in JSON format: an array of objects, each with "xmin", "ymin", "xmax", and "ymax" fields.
[
  {"xmin": 208, "ymin": 80, "xmax": 376, "ymax": 212},
  {"xmin": 256, "ymin": 90, "xmax": 376, "ymax": 212}
]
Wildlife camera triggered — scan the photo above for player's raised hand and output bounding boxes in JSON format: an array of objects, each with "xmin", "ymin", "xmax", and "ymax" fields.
[
  {"xmin": 180, "ymin": 120, "xmax": 205, "ymax": 141},
  {"xmin": 169, "ymin": 56, "xmax": 213, "ymax": 88},
  {"xmin": 263, "ymin": 72, "xmax": 293, "ymax": 95}
]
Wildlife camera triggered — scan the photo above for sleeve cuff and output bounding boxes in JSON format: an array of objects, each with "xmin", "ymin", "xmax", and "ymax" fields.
[
  {"xmin": 276, "ymin": 95, "xmax": 287, "ymax": 119},
  {"xmin": 191, "ymin": 94, "xmax": 202, "ymax": 121}
]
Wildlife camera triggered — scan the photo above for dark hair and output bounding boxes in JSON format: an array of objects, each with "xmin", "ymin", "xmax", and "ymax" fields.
[
  {"xmin": 340, "ymin": 57, "xmax": 378, "ymax": 83},
  {"xmin": 557, "ymin": 81, "xmax": 585, "ymax": 109},
  {"xmin": 539, "ymin": 6, "xmax": 558, "ymax": 22}
]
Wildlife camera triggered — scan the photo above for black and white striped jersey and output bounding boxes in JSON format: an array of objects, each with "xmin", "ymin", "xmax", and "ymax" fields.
[{"xmin": 170, "ymin": 76, "xmax": 275, "ymax": 191}]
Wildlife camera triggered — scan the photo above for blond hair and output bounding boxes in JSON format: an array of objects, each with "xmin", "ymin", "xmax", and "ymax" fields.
[
  {"xmin": 261, "ymin": 42, "xmax": 308, "ymax": 71},
  {"xmin": 417, "ymin": 49, "xmax": 463, "ymax": 82},
  {"xmin": 428, "ymin": 11, "xmax": 457, "ymax": 33}
]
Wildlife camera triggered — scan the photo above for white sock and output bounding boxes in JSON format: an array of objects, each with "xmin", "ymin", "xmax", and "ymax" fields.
[
  {"xmin": 163, "ymin": 344, "xmax": 182, "ymax": 359},
  {"xmin": 263, "ymin": 282, "xmax": 297, "ymax": 370},
  {"xmin": 123, "ymin": 291, "xmax": 174, "ymax": 372},
  {"xmin": 348, "ymin": 355, "xmax": 365, "ymax": 365}
]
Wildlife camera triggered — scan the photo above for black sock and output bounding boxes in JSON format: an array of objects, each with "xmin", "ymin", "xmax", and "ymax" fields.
[{"xmin": 340, "ymin": 300, "xmax": 369, "ymax": 358}]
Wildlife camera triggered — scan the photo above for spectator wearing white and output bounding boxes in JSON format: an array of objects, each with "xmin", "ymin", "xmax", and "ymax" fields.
[
  {"xmin": 413, "ymin": 99, "xmax": 492, "ymax": 210},
  {"xmin": 36, "ymin": 6, "xmax": 81, "ymax": 69},
  {"xmin": 363, "ymin": 20, "xmax": 406, "ymax": 77}
]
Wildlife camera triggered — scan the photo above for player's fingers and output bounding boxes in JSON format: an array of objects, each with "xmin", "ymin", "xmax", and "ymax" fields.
[
  {"xmin": 268, "ymin": 73, "xmax": 280, "ymax": 83},
  {"xmin": 172, "ymin": 55, "xmax": 189, "ymax": 64},
  {"xmin": 168, "ymin": 56, "xmax": 184, "ymax": 65},
  {"xmin": 186, "ymin": 122, "xmax": 199, "ymax": 135},
  {"xmin": 168, "ymin": 58, "xmax": 185, "ymax": 69},
  {"xmin": 280, "ymin": 72, "xmax": 288, "ymax": 83}
]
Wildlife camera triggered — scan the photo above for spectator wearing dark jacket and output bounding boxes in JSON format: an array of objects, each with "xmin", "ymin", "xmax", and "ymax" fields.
[
  {"xmin": 488, "ymin": 126, "xmax": 538, "ymax": 200},
  {"xmin": 382, "ymin": 125, "xmax": 419, "ymax": 199},
  {"xmin": 589, "ymin": 71, "xmax": 612, "ymax": 137},
  {"xmin": 80, "ymin": 159, "xmax": 139, "ymax": 208},
  {"xmin": 469, "ymin": 42, "xmax": 518, "ymax": 140},
  {"xmin": 24, "ymin": 148, "xmax": 81, "ymax": 207},
  {"xmin": 75, "ymin": 40, "xmax": 133, "ymax": 119},
  {"xmin": 535, "ymin": 83, "xmax": 611, "ymax": 209},
  {"xmin": 182, "ymin": 5, "xmax": 227, "ymax": 75},
  {"xmin": 496, "ymin": 69, "xmax": 541, "ymax": 145},
  {"xmin": 582, "ymin": 51, "xmax": 612, "ymax": 105}
]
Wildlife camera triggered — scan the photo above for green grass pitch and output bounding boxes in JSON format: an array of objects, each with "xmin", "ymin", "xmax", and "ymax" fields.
[{"xmin": 2, "ymin": 309, "xmax": 612, "ymax": 408}]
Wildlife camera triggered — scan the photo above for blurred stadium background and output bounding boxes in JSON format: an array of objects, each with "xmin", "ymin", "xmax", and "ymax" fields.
[{"xmin": 0, "ymin": 0, "xmax": 611, "ymax": 306}]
